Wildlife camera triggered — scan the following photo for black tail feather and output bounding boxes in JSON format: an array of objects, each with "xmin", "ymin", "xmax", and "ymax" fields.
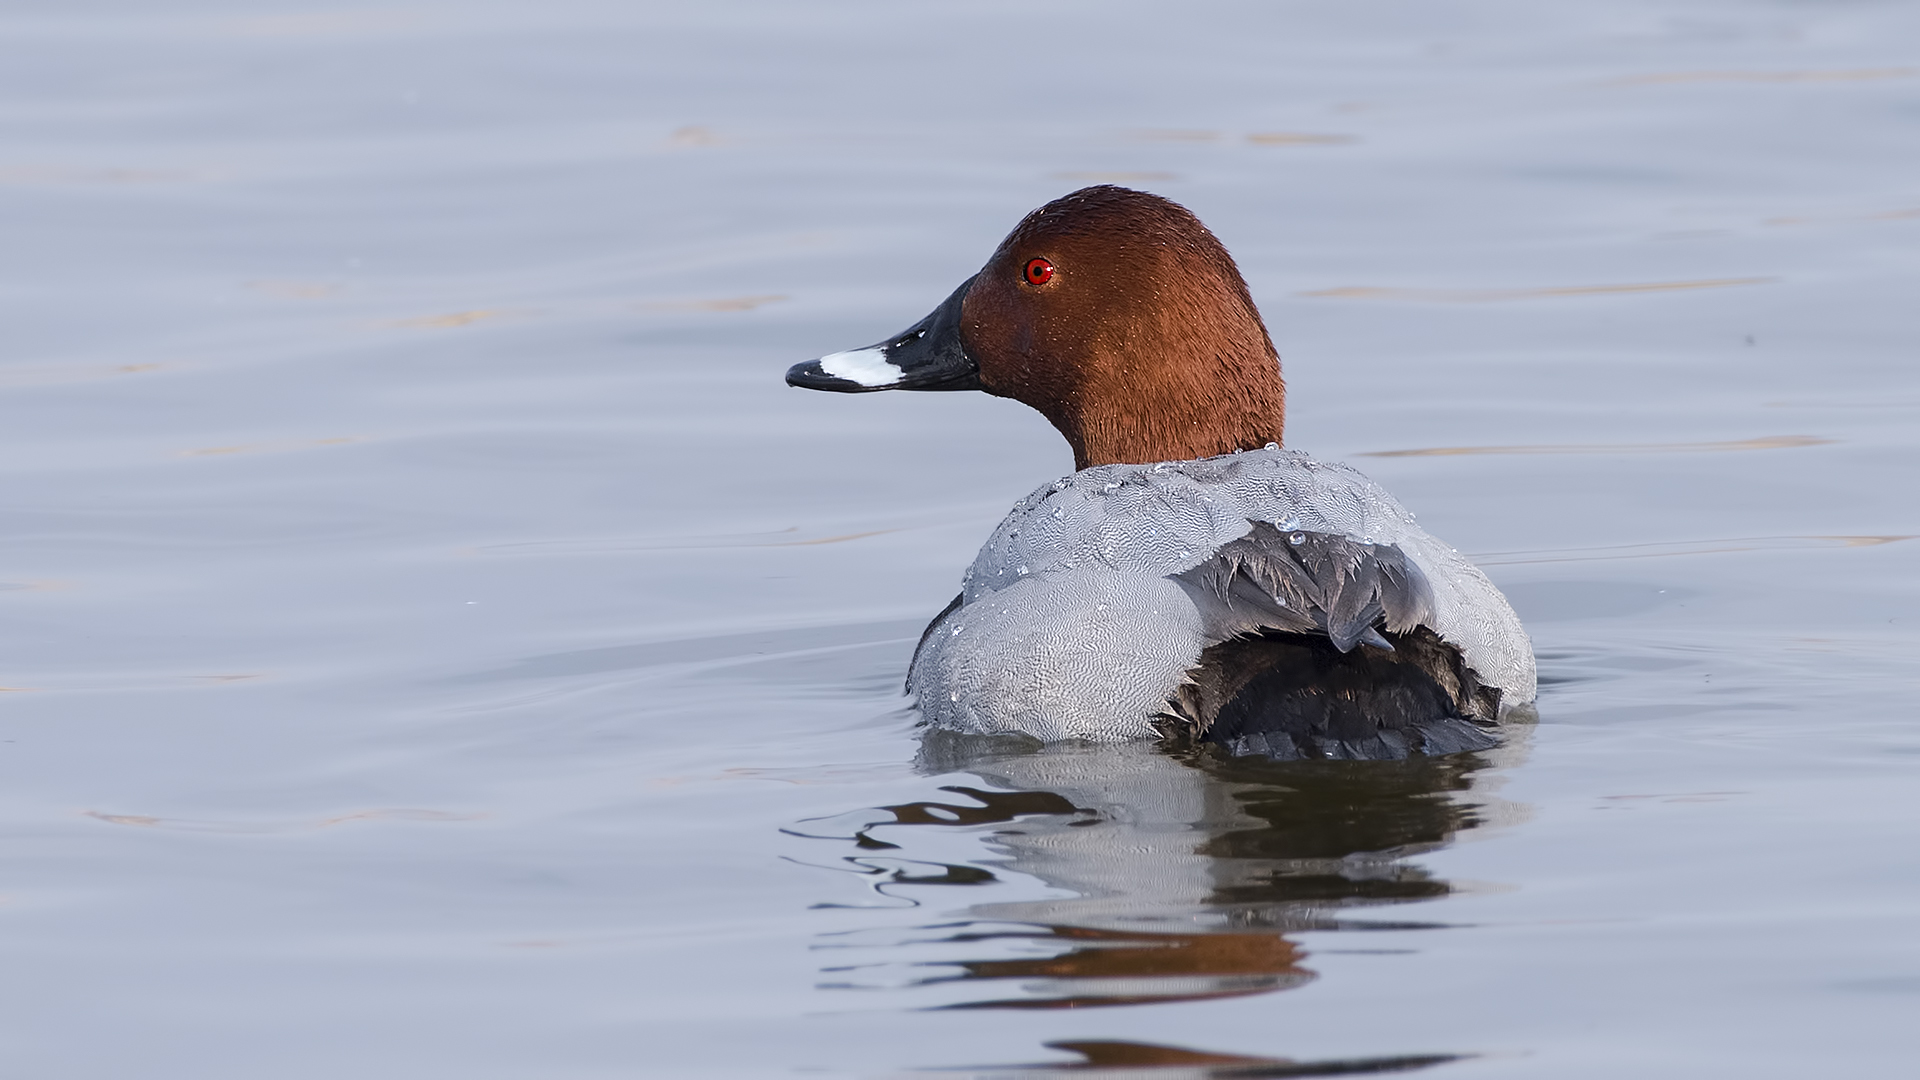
[{"xmin": 1162, "ymin": 626, "xmax": 1503, "ymax": 761}]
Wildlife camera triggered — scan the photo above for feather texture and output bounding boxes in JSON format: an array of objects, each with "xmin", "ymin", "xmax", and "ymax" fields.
[{"xmin": 909, "ymin": 446, "xmax": 1535, "ymax": 747}]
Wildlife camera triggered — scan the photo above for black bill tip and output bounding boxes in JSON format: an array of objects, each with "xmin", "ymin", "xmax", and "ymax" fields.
[
  {"xmin": 784, "ymin": 353, "xmax": 902, "ymax": 393},
  {"xmin": 784, "ymin": 275, "xmax": 983, "ymax": 395}
]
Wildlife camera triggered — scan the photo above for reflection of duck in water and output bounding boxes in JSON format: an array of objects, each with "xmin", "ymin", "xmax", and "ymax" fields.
[
  {"xmin": 974, "ymin": 1039, "xmax": 1465, "ymax": 1076},
  {"xmin": 787, "ymin": 185, "xmax": 1534, "ymax": 758},
  {"xmin": 803, "ymin": 732, "xmax": 1528, "ymax": 1013}
]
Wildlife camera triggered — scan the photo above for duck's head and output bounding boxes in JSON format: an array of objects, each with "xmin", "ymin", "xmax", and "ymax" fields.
[{"xmin": 786, "ymin": 186, "xmax": 1286, "ymax": 470}]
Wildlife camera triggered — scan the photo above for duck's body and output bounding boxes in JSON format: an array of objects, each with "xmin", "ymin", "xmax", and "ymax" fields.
[
  {"xmin": 909, "ymin": 448, "xmax": 1533, "ymax": 754},
  {"xmin": 786, "ymin": 185, "xmax": 1536, "ymax": 757}
]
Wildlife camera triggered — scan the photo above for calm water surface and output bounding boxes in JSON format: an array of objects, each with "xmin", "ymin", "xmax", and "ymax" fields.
[{"xmin": 3, "ymin": 2, "xmax": 1917, "ymax": 1076}]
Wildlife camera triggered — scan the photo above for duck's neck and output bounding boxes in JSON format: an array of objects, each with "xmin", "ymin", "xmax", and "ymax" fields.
[{"xmin": 1056, "ymin": 363, "xmax": 1287, "ymax": 470}]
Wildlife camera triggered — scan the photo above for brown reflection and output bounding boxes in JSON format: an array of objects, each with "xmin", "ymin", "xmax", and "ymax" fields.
[
  {"xmin": 1470, "ymin": 532, "xmax": 1912, "ymax": 567},
  {"xmin": 1361, "ymin": 434, "xmax": 1829, "ymax": 457},
  {"xmin": 957, "ymin": 1038, "xmax": 1464, "ymax": 1076},
  {"xmin": 936, "ymin": 926, "xmax": 1308, "ymax": 1009},
  {"xmin": 479, "ymin": 525, "xmax": 902, "ymax": 554},
  {"xmin": 637, "ymin": 293, "xmax": 786, "ymax": 312},
  {"xmin": 1301, "ymin": 277, "xmax": 1770, "ymax": 301},
  {"xmin": 380, "ymin": 309, "xmax": 519, "ymax": 329},
  {"xmin": 1246, "ymin": 133, "xmax": 1353, "ymax": 146},
  {"xmin": 1608, "ymin": 67, "xmax": 1917, "ymax": 86},
  {"xmin": 0, "ymin": 166, "xmax": 201, "ymax": 185},
  {"xmin": 803, "ymin": 735, "xmax": 1528, "ymax": 1011}
]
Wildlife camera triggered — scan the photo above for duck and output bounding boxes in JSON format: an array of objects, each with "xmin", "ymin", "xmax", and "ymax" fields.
[{"xmin": 785, "ymin": 186, "xmax": 1535, "ymax": 759}]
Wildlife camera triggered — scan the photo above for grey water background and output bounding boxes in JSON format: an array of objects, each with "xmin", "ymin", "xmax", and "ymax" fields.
[{"xmin": 3, "ymin": 1, "xmax": 1917, "ymax": 1076}]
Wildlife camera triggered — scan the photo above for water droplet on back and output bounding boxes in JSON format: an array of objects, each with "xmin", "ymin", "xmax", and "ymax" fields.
[{"xmin": 1289, "ymin": 532, "xmax": 1306, "ymax": 545}]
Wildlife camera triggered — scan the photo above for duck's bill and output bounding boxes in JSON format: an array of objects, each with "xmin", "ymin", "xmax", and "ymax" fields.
[{"xmin": 785, "ymin": 276, "xmax": 982, "ymax": 393}]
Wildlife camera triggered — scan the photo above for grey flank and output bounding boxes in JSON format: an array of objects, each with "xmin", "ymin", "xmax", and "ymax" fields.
[{"xmin": 908, "ymin": 446, "xmax": 1537, "ymax": 741}]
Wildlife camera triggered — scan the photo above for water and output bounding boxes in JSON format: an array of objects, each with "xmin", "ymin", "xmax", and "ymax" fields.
[{"xmin": 3, "ymin": 1, "xmax": 1917, "ymax": 1076}]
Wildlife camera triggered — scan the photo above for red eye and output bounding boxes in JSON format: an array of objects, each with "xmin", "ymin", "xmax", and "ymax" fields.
[{"xmin": 1023, "ymin": 257, "xmax": 1054, "ymax": 286}]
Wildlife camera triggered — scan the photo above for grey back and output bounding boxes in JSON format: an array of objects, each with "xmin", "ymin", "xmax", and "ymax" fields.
[{"xmin": 910, "ymin": 447, "xmax": 1536, "ymax": 740}]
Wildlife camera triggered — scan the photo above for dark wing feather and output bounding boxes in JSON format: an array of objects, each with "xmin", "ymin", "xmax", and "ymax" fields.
[
  {"xmin": 1166, "ymin": 527, "xmax": 1500, "ymax": 759},
  {"xmin": 1174, "ymin": 523, "xmax": 1436, "ymax": 653}
]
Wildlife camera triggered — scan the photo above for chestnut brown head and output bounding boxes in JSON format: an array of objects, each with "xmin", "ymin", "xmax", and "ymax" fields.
[{"xmin": 786, "ymin": 186, "xmax": 1286, "ymax": 469}]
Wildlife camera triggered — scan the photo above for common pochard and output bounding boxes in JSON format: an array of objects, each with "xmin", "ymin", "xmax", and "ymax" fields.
[{"xmin": 787, "ymin": 186, "xmax": 1535, "ymax": 758}]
